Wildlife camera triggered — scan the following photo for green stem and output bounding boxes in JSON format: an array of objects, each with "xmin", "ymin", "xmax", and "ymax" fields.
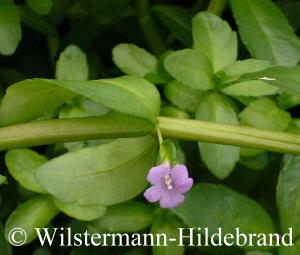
[
  {"xmin": 134, "ymin": 0, "xmax": 166, "ymax": 56},
  {"xmin": 0, "ymin": 115, "xmax": 153, "ymax": 151},
  {"xmin": 1, "ymin": 116, "xmax": 300, "ymax": 155},
  {"xmin": 207, "ymin": 0, "xmax": 228, "ymax": 16}
]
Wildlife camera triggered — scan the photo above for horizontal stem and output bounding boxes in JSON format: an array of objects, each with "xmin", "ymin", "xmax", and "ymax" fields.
[
  {"xmin": 0, "ymin": 116, "xmax": 300, "ymax": 155},
  {"xmin": 158, "ymin": 117, "xmax": 300, "ymax": 154},
  {"xmin": 0, "ymin": 115, "xmax": 153, "ymax": 151}
]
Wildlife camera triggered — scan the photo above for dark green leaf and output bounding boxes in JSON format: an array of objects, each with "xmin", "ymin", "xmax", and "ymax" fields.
[
  {"xmin": 230, "ymin": 0, "xmax": 300, "ymax": 66},
  {"xmin": 88, "ymin": 201, "xmax": 153, "ymax": 232},
  {"xmin": 5, "ymin": 196, "xmax": 59, "ymax": 244},
  {"xmin": 277, "ymin": 155, "xmax": 300, "ymax": 239},
  {"xmin": 240, "ymin": 66, "xmax": 300, "ymax": 95},
  {"xmin": 153, "ymin": 5, "xmax": 192, "ymax": 46},
  {"xmin": 25, "ymin": 0, "xmax": 53, "ymax": 15},
  {"xmin": 36, "ymin": 136, "xmax": 158, "ymax": 206},
  {"xmin": 56, "ymin": 45, "xmax": 89, "ymax": 81},
  {"xmin": 164, "ymin": 80, "xmax": 203, "ymax": 112},
  {"xmin": 196, "ymin": 93, "xmax": 240, "ymax": 179},
  {"xmin": 173, "ymin": 184, "xmax": 275, "ymax": 246},
  {"xmin": 5, "ymin": 149, "xmax": 48, "ymax": 194},
  {"xmin": 279, "ymin": 238, "xmax": 300, "ymax": 255},
  {"xmin": 193, "ymin": 12, "xmax": 237, "ymax": 72},
  {"xmin": 0, "ymin": 223, "xmax": 12, "ymax": 255},
  {"xmin": 0, "ymin": 0, "xmax": 22, "ymax": 55},
  {"xmin": 164, "ymin": 49, "xmax": 214, "ymax": 90},
  {"xmin": 112, "ymin": 43, "xmax": 157, "ymax": 78}
]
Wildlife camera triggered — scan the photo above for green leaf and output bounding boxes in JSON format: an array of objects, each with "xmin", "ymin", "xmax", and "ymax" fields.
[
  {"xmin": 239, "ymin": 98, "xmax": 291, "ymax": 131},
  {"xmin": 277, "ymin": 155, "xmax": 300, "ymax": 239},
  {"xmin": 164, "ymin": 49, "xmax": 214, "ymax": 90},
  {"xmin": 164, "ymin": 80, "xmax": 203, "ymax": 112},
  {"xmin": 5, "ymin": 196, "xmax": 59, "ymax": 244},
  {"xmin": 112, "ymin": 43, "xmax": 157, "ymax": 78},
  {"xmin": 239, "ymin": 152, "xmax": 269, "ymax": 171},
  {"xmin": 0, "ymin": 175, "xmax": 7, "ymax": 186},
  {"xmin": 173, "ymin": 184, "xmax": 275, "ymax": 246},
  {"xmin": 5, "ymin": 149, "xmax": 48, "ymax": 194},
  {"xmin": 193, "ymin": 12, "xmax": 237, "ymax": 72},
  {"xmin": 279, "ymin": 238, "xmax": 300, "ymax": 255},
  {"xmin": 25, "ymin": 0, "xmax": 53, "ymax": 15},
  {"xmin": 153, "ymin": 5, "xmax": 192, "ymax": 46},
  {"xmin": 278, "ymin": 92, "xmax": 300, "ymax": 110},
  {"xmin": 0, "ymin": 79, "xmax": 75, "ymax": 126},
  {"xmin": 160, "ymin": 106, "xmax": 189, "ymax": 119},
  {"xmin": 0, "ymin": 223, "xmax": 12, "ymax": 255},
  {"xmin": 33, "ymin": 248, "xmax": 51, "ymax": 255},
  {"xmin": 49, "ymin": 75, "xmax": 161, "ymax": 123},
  {"xmin": 0, "ymin": 0, "xmax": 22, "ymax": 55},
  {"xmin": 240, "ymin": 66, "xmax": 300, "ymax": 95},
  {"xmin": 221, "ymin": 81, "xmax": 280, "ymax": 97},
  {"xmin": 55, "ymin": 45, "xmax": 89, "ymax": 81},
  {"xmin": 217, "ymin": 59, "xmax": 271, "ymax": 84},
  {"xmin": 246, "ymin": 252, "xmax": 273, "ymax": 255},
  {"xmin": 195, "ymin": 93, "xmax": 240, "ymax": 179},
  {"xmin": 53, "ymin": 199, "xmax": 106, "ymax": 221},
  {"xmin": 36, "ymin": 136, "xmax": 158, "ymax": 206},
  {"xmin": 230, "ymin": 0, "xmax": 300, "ymax": 66},
  {"xmin": 88, "ymin": 201, "xmax": 153, "ymax": 232}
]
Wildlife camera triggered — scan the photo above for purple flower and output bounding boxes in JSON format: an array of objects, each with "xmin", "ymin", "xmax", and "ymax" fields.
[{"xmin": 143, "ymin": 164, "xmax": 193, "ymax": 208}]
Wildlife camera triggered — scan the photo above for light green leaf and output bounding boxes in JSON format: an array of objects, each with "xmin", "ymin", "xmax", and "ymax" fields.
[
  {"xmin": 5, "ymin": 149, "xmax": 48, "ymax": 194},
  {"xmin": 112, "ymin": 44, "xmax": 157, "ymax": 78},
  {"xmin": 26, "ymin": 0, "xmax": 53, "ymax": 15},
  {"xmin": 277, "ymin": 155, "xmax": 300, "ymax": 239},
  {"xmin": 153, "ymin": 5, "xmax": 192, "ymax": 46},
  {"xmin": 278, "ymin": 92, "xmax": 300, "ymax": 110},
  {"xmin": 240, "ymin": 66, "xmax": 300, "ymax": 95},
  {"xmin": 196, "ymin": 93, "xmax": 240, "ymax": 179},
  {"xmin": 0, "ymin": 79, "xmax": 75, "ymax": 126},
  {"xmin": 164, "ymin": 80, "xmax": 203, "ymax": 112},
  {"xmin": 0, "ymin": 175, "xmax": 7, "ymax": 186},
  {"xmin": 0, "ymin": 0, "xmax": 22, "ymax": 56},
  {"xmin": 151, "ymin": 211, "xmax": 184, "ymax": 255},
  {"xmin": 222, "ymin": 81, "xmax": 280, "ymax": 97},
  {"xmin": 217, "ymin": 59, "xmax": 271, "ymax": 83},
  {"xmin": 0, "ymin": 223, "xmax": 12, "ymax": 255},
  {"xmin": 160, "ymin": 106, "xmax": 189, "ymax": 119},
  {"xmin": 230, "ymin": 0, "xmax": 300, "ymax": 66},
  {"xmin": 36, "ymin": 136, "xmax": 158, "ymax": 206},
  {"xmin": 5, "ymin": 196, "xmax": 59, "ymax": 244},
  {"xmin": 239, "ymin": 98, "xmax": 291, "ymax": 131},
  {"xmin": 88, "ymin": 201, "xmax": 153, "ymax": 232},
  {"xmin": 173, "ymin": 184, "xmax": 275, "ymax": 247},
  {"xmin": 53, "ymin": 199, "xmax": 106, "ymax": 221},
  {"xmin": 164, "ymin": 49, "xmax": 214, "ymax": 90},
  {"xmin": 49, "ymin": 75, "xmax": 161, "ymax": 123},
  {"xmin": 193, "ymin": 12, "xmax": 237, "ymax": 72},
  {"xmin": 55, "ymin": 45, "xmax": 89, "ymax": 81}
]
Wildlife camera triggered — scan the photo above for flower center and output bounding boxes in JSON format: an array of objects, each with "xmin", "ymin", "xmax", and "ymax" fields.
[{"xmin": 163, "ymin": 174, "xmax": 173, "ymax": 190}]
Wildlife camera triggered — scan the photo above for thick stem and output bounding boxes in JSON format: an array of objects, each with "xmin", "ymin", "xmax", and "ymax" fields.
[
  {"xmin": 207, "ymin": 0, "xmax": 228, "ymax": 16},
  {"xmin": 0, "ymin": 116, "xmax": 300, "ymax": 155}
]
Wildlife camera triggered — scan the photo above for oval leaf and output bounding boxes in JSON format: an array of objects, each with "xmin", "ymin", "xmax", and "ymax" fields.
[
  {"xmin": 196, "ymin": 93, "xmax": 240, "ymax": 179},
  {"xmin": 230, "ymin": 0, "xmax": 300, "ymax": 66},
  {"xmin": 0, "ymin": 0, "xmax": 22, "ymax": 55},
  {"xmin": 36, "ymin": 136, "xmax": 158, "ymax": 206},
  {"xmin": 5, "ymin": 149, "xmax": 48, "ymax": 194},
  {"xmin": 88, "ymin": 201, "xmax": 153, "ymax": 233},
  {"xmin": 5, "ymin": 196, "xmax": 59, "ymax": 244}
]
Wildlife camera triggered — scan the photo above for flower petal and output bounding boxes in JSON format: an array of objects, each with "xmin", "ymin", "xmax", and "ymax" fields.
[
  {"xmin": 159, "ymin": 190, "xmax": 185, "ymax": 208},
  {"xmin": 144, "ymin": 186, "xmax": 162, "ymax": 203},
  {"xmin": 176, "ymin": 178, "xmax": 193, "ymax": 193},
  {"xmin": 147, "ymin": 164, "xmax": 170, "ymax": 186},
  {"xmin": 170, "ymin": 164, "xmax": 189, "ymax": 185}
]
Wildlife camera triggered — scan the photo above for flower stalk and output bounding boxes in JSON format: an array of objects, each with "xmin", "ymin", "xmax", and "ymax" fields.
[{"xmin": 0, "ymin": 115, "xmax": 300, "ymax": 154}]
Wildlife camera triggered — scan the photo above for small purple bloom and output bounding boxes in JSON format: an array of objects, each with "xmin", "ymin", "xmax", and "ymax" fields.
[{"xmin": 143, "ymin": 164, "xmax": 193, "ymax": 208}]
